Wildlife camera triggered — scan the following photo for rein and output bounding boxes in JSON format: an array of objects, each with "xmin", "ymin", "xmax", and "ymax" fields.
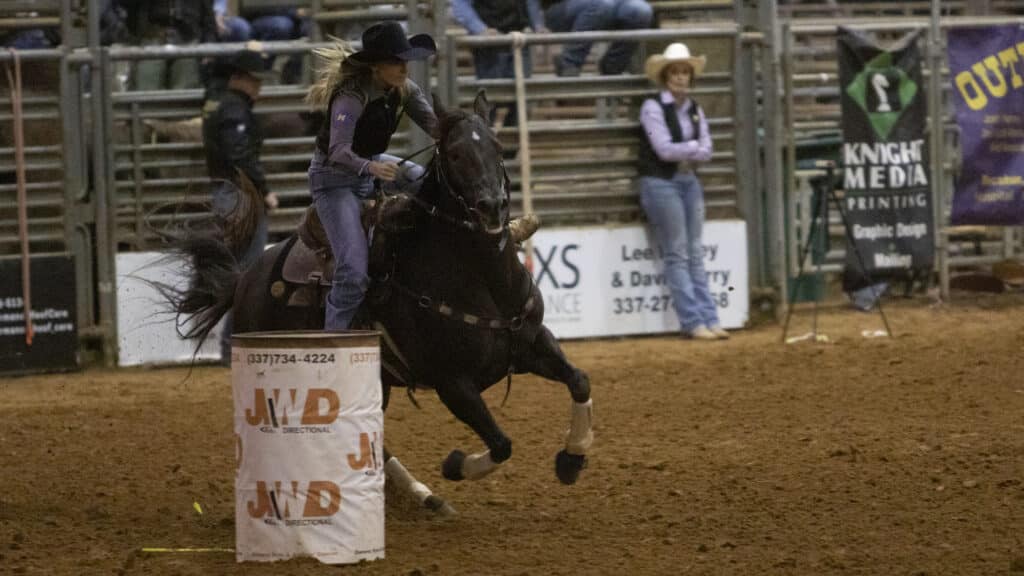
[
  {"xmin": 378, "ymin": 144, "xmax": 525, "ymax": 325},
  {"xmin": 373, "ymin": 116, "xmax": 529, "ymax": 405},
  {"xmin": 396, "ymin": 143, "xmax": 435, "ymax": 166}
]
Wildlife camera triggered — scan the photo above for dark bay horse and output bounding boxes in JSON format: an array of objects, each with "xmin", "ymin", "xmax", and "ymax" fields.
[{"xmin": 168, "ymin": 91, "xmax": 593, "ymax": 514}]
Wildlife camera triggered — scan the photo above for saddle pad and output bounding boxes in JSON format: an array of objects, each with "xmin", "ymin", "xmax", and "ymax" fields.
[{"xmin": 281, "ymin": 237, "xmax": 334, "ymax": 286}]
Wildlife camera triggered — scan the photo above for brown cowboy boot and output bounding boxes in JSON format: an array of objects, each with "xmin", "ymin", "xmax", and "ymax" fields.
[{"xmin": 509, "ymin": 213, "xmax": 540, "ymax": 243}]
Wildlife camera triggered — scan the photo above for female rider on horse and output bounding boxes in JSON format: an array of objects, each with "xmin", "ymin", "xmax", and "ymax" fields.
[
  {"xmin": 306, "ymin": 21, "xmax": 539, "ymax": 331},
  {"xmin": 305, "ymin": 21, "xmax": 440, "ymax": 331}
]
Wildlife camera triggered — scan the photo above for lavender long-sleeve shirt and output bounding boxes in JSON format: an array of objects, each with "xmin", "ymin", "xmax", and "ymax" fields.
[
  {"xmin": 639, "ymin": 90, "xmax": 713, "ymax": 167},
  {"xmin": 325, "ymin": 78, "xmax": 438, "ymax": 175}
]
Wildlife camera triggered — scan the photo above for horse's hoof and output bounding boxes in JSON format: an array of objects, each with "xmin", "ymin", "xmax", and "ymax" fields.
[
  {"xmin": 555, "ymin": 450, "xmax": 587, "ymax": 485},
  {"xmin": 423, "ymin": 495, "xmax": 457, "ymax": 517},
  {"xmin": 442, "ymin": 450, "xmax": 466, "ymax": 481}
]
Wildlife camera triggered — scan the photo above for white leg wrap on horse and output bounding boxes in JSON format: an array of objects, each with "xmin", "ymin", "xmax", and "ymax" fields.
[
  {"xmin": 462, "ymin": 450, "xmax": 499, "ymax": 481},
  {"xmin": 384, "ymin": 457, "xmax": 433, "ymax": 503},
  {"xmin": 565, "ymin": 399, "xmax": 594, "ymax": 455}
]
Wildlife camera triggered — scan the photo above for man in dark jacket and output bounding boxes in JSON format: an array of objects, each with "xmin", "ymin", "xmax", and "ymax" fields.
[
  {"xmin": 201, "ymin": 46, "xmax": 277, "ymax": 363},
  {"xmin": 202, "ymin": 45, "xmax": 278, "ymax": 266}
]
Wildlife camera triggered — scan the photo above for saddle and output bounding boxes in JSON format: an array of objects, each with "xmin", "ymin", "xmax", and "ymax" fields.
[
  {"xmin": 277, "ymin": 194, "xmax": 539, "ymax": 309},
  {"xmin": 278, "ymin": 195, "xmax": 418, "ymax": 307}
]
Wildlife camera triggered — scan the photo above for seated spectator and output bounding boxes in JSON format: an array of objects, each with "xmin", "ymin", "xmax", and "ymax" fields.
[
  {"xmin": 451, "ymin": 0, "xmax": 544, "ymax": 128},
  {"xmin": 1, "ymin": 28, "xmax": 59, "ymax": 50},
  {"xmin": 542, "ymin": 0, "xmax": 653, "ymax": 76},
  {"xmin": 118, "ymin": 0, "xmax": 217, "ymax": 90},
  {"xmin": 238, "ymin": 2, "xmax": 312, "ymax": 84},
  {"xmin": 213, "ymin": 0, "xmax": 251, "ymax": 42},
  {"xmin": 99, "ymin": 0, "xmax": 130, "ymax": 46}
]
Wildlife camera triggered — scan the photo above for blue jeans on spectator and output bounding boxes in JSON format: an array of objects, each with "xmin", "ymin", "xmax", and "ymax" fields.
[
  {"xmin": 248, "ymin": 14, "xmax": 309, "ymax": 84},
  {"xmin": 308, "ymin": 153, "xmax": 424, "ymax": 330},
  {"xmin": 545, "ymin": 0, "xmax": 652, "ymax": 74},
  {"xmin": 639, "ymin": 173, "xmax": 720, "ymax": 333},
  {"xmin": 5, "ymin": 29, "xmax": 54, "ymax": 49},
  {"xmin": 473, "ymin": 46, "xmax": 531, "ymax": 127},
  {"xmin": 219, "ymin": 16, "xmax": 252, "ymax": 42},
  {"xmin": 212, "ymin": 180, "xmax": 268, "ymax": 361}
]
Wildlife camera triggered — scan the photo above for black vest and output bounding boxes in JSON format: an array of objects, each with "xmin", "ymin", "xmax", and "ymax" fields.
[
  {"xmin": 474, "ymin": 0, "xmax": 530, "ymax": 33},
  {"xmin": 637, "ymin": 96, "xmax": 702, "ymax": 179},
  {"xmin": 202, "ymin": 88, "xmax": 263, "ymax": 183},
  {"xmin": 316, "ymin": 85, "xmax": 406, "ymax": 159}
]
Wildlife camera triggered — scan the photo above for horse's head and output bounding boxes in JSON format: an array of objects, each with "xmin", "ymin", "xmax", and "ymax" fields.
[{"xmin": 432, "ymin": 90, "xmax": 509, "ymax": 237}]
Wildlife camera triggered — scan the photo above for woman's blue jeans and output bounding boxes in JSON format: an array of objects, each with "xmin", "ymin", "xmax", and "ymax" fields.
[
  {"xmin": 309, "ymin": 154, "xmax": 424, "ymax": 330},
  {"xmin": 639, "ymin": 173, "xmax": 720, "ymax": 332}
]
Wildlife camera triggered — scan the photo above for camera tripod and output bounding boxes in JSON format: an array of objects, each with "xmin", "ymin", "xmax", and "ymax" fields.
[{"xmin": 781, "ymin": 160, "xmax": 892, "ymax": 343}]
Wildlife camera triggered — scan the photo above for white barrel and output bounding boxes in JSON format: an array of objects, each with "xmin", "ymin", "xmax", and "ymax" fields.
[{"xmin": 232, "ymin": 330, "xmax": 384, "ymax": 564}]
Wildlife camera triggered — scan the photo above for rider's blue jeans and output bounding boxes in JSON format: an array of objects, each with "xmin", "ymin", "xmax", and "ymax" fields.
[
  {"xmin": 308, "ymin": 153, "xmax": 424, "ymax": 331},
  {"xmin": 545, "ymin": 0, "xmax": 653, "ymax": 73},
  {"xmin": 639, "ymin": 173, "xmax": 720, "ymax": 333}
]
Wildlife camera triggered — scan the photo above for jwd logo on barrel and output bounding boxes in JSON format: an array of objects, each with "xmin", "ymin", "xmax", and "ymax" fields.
[
  {"xmin": 244, "ymin": 388, "xmax": 340, "ymax": 433},
  {"xmin": 347, "ymin": 431, "xmax": 383, "ymax": 475},
  {"xmin": 247, "ymin": 480, "xmax": 341, "ymax": 526}
]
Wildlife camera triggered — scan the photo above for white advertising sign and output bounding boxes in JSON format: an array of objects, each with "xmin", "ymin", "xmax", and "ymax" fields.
[
  {"xmin": 525, "ymin": 221, "xmax": 748, "ymax": 339},
  {"xmin": 116, "ymin": 251, "xmax": 225, "ymax": 366}
]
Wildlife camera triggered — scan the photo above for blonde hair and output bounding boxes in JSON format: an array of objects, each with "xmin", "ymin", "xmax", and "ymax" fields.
[
  {"xmin": 306, "ymin": 37, "xmax": 409, "ymax": 109},
  {"xmin": 306, "ymin": 39, "xmax": 367, "ymax": 109}
]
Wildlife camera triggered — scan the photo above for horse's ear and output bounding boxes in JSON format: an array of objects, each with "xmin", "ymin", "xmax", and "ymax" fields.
[
  {"xmin": 431, "ymin": 92, "xmax": 447, "ymax": 119},
  {"xmin": 473, "ymin": 89, "xmax": 491, "ymax": 121}
]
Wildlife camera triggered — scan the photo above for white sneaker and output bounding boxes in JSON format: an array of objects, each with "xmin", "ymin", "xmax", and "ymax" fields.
[
  {"xmin": 709, "ymin": 325, "xmax": 730, "ymax": 339},
  {"xmin": 685, "ymin": 325, "xmax": 718, "ymax": 341}
]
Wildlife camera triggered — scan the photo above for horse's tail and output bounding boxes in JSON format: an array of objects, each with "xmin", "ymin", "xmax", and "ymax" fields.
[{"xmin": 149, "ymin": 232, "xmax": 241, "ymax": 355}]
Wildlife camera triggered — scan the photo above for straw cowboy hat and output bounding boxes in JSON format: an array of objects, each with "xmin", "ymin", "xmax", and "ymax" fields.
[{"xmin": 644, "ymin": 43, "xmax": 707, "ymax": 85}]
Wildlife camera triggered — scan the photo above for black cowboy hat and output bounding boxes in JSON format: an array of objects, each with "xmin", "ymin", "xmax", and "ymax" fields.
[
  {"xmin": 350, "ymin": 21, "xmax": 436, "ymax": 63},
  {"xmin": 213, "ymin": 45, "xmax": 266, "ymax": 78}
]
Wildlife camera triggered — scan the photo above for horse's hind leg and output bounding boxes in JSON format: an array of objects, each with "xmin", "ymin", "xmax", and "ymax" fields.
[
  {"xmin": 516, "ymin": 326, "xmax": 593, "ymax": 485},
  {"xmin": 434, "ymin": 377, "xmax": 512, "ymax": 482},
  {"xmin": 383, "ymin": 447, "xmax": 456, "ymax": 517}
]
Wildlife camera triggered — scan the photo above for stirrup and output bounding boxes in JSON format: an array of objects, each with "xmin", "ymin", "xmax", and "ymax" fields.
[{"xmin": 509, "ymin": 213, "xmax": 540, "ymax": 243}]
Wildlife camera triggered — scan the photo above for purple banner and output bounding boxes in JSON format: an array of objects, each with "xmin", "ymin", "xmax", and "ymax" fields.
[{"xmin": 948, "ymin": 25, "xmax": 1024, "ymax": 225}]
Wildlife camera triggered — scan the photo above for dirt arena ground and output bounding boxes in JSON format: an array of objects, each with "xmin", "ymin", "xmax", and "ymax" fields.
[{"xmin": 2, "ymin": 293, "xmax": 1023, "ymax": 576}]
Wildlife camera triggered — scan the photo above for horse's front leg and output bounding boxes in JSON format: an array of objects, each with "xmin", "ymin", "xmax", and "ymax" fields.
[
  {"xmin": 434, "ymin": 376, "xmax": 511, "ymax": 482},
  {"xmin": 516, "ymin": 326, "xmax": 593, "ymax": 485}
]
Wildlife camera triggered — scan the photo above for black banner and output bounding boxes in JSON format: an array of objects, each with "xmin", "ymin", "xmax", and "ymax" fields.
[
  {"xmin": 0, "ymin": 255, "xmax": 79, "ymax": 375},
  {"xmin": 838, "ymin": 27, "xmax": 934, "ymax": 280}
]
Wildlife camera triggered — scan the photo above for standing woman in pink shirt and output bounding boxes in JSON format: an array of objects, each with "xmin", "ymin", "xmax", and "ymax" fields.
[{"xmin": 637, "ymin": 43, "xmax": 728, "ymax": 341}]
